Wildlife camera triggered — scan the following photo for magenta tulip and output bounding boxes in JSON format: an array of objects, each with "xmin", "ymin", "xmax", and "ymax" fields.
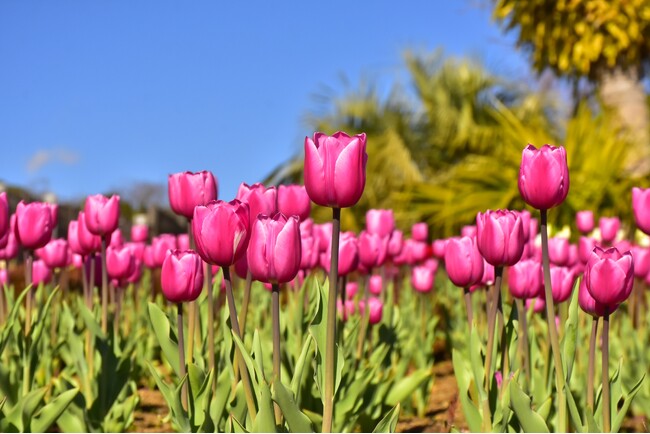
[
  {"xmin": 168, "ymin": 171, "xmax": 218, "ymax": 219},
  {"xmin": 236, "ymin": 182, "xmax": 277, "ymax": 224},
  {"xmin": 549, "ymin": 266, "xmax": 576, "ymax": 303},
  {"xmin": 366, "ymin": 209, "xmax": 395, "ymax": 238},
  {"xmin": 526, "ymin": 296, "xmax": 546, "ymax": 314},
  {"xmin": 151, "ymin": 234, "xmax": 178, "ymax": 268},
  {"xmin": 15, "ymin": 201, "xmax": 54, "ymax": 250},
  {"xmin": 314, "ymin": 222, "xmax": 333, "ymax": 252},
  {"xmin": 369, "ymin": 274, "xmax": 382, "ymax": 295},
  {"xmin": 578, "ymin": 237, "xmax": 598, "ymax": 264},
  {"xmin": 508, "ymin": 259, "xmax": 543, "ymax": 300},
  {"xmin": 412, "ymin": 265, "xmax": 434, "ymax": 293},
  {"xmin": 476, "ymin": 210, "xmax": 525, "ymax": 267},
  {"xmin": 277, "ymin": 184, "xmax": 311, "ymax": 221},
  {"xmin": 412, "ymin": 222, "xmax": 428, "ymax": 242},
  {"xmin": 131, "ymin": 224, "xmax": 149, "ymax": 243},
  {"xmin": 345, "ymin": 281, "xmax": 358, "ymax": 299},
  {"xmin": 304, "ymin": 131, "xmax": 367, "ymax": 208},
  {"xmin": 109, "ymin": 229, "xmax": 124, "ymax": 248},
  {"xmin": 578, "ymin": 276, "xmax": 607, "ymax": 317},
  {"xmin": 361, "ymin": 297, "xmax": 383, "ymax": 325},
  {"xmin": 585, "ymin": 247, "xmax": 634, "ymax": 311},
  {"xmin": 599, "ymin": 217, "xmax": 620, "ymax": 244},
  {"xmin": 518, "ymin": 144, "xmax": 570, "ymax": 210},
  {"xmin": 192, "ymin": 200, "xmax": 251, "ymax": 267},
  {"xmin": 0, "ymin": 193, "xmax": 8, "ymax": 243},
  {"xmin": 0, "ymin": 216, "xmax": 19, "ymax": 261},
  {"xmin": 37, "ymin": 239, "xmax": 71, "ymax": 269},
  {"xmin": 84, "ymin": 194, "xmax": 120, "ymax": 238},
  {"xmin": 432, "ymin": 239, "xmax": 448, "ymax": 259},
  {"xmin": 77, "ymin": 212, "xmax": 102, "ymax": 254},
  {"xmin": 445, "ymin": 236, "xmax": 484, "ymax": 288},
  {"xmin": 299, "ymin": 232, "xmax": 319, "ymax": 271},
  {"xmin": 32, "ymin": 260, "xmax": 52, "ymax": 285},
  {"xmin": 321, "ymin": 231, "xmax": 358, "ymax": 276},
  {"xmin": 576, "ymin": 211, "xmax": 595, "ymax": 234},
  {"xmin": 387, "ymin": 230, "xmax": 404, "ymax": 258},
  {"xmin": 632, "ymin": 246, "xmax": 650, "ymax": 278},
  {"xmin": 0, "ymin": 269, "xmax": 7, "ymax": 287},
  {"xmin": 106, "ymin": 245, "xmax": 136, "ymax": 281},
  {"xmin": 632, "ymin": 187, "xmax": 650, "ymax": 235},
  {"xmin": 247, "ymin": 213, "xmax": 301, "ymax": 284},
  {"xmin": 358, "ymin": 231, "xmax": 388, "ymax": 269},
  {"xmin": 519, "ymin": 210, "xmax": 532, "ymax": 241},
  {"xmin": 161, "ymin": 249, "xmax": 204, "ymax": 303},
  {"xmin": 548, "ymin": 237, "xmax": 570, "ymax": 266},
  {"xmin": 177, "ymin": 234, "xmax": 190, "ymax": 251}
]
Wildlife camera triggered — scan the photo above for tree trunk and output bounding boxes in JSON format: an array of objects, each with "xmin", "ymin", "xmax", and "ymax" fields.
[{"xmin": 599, "ymin": 68, "xmax": 650, "ymax": 176}]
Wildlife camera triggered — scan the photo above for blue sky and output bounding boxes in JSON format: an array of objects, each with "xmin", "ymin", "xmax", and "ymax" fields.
[{"xmin": 0, "ymin": 1, "xmax": 532, "ymax": 204}]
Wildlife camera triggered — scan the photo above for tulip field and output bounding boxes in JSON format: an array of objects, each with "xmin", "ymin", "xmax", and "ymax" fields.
[{"xmin": 1, "ymin": 133, "xmax": 650, "ymax": 433}]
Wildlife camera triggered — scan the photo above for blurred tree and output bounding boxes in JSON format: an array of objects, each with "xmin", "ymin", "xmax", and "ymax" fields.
[{"xmin": 492, "ymin": 0, "xmax": 650, "ymax": 174}]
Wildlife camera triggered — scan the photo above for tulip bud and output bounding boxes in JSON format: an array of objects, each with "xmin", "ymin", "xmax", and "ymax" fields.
[
  {"xmin": 632, "ymin": 187, "xmax": 650, "ymax": 235},
  {"xmin": 247, "ymin": 213, "xmax": 301, "ymax": 284},
  {"xmin": 445, "ymin": 236, "xmax": 484, "ymax": 288},
  {"xmin": 432, "ymin": 239, "xmax": 448, "ymax": 259},
  {"xmin": 161, "ymin": 249, "xmax": 204, "ymax": 303},
  {"xmin": 387, "ymin": 230, "xmax": 404, "ymax": 258},
  {"xmin": 412, "ymin": 265, "xmax": 434, "ymax": 293},
  {"xmin": 0, "ymin": 268, "xmax": 7, "ymax": 287},
  {"xmin": 578, "ymin": 275, "xmax": 607, "ymax": 317},
  {"xmin": 109, "ymin": 228, "xmax": 124, "ymax": 248},
  {"xmin": 32, "ymin": 260, "xmax": 52, "ymax": 286},
  {"xmin": 0, "ymin": 193, "xmax": 8, "ymax": 243},
  {"xmin": 412, "ymin": 222, "xmax": 428, "ymax": 242},
  {"xmin": 599, "ymin": 217, "xmax": 620, "ymax": 244},
  {"xmin": 84, "ymin": 194, "xmax": 120, "ymax": 238},
  {"xmin": 345, "ymin": 281, "xmax": 358, "ymax": 299},
  {"xmin": 576, "ymin": 210, "xmax": 595, "ymax": 234},
  {"xmin": 518, "ymin": 144, "xmax": 569, "ymax": 210},
  {"xmin": 321, "ymin": 231, "xmax": 358, "ymax": 276},
  {"xmin": 360, "ymin": 297, "xmax": 383, "ymax": 325},
  {"xmin": 168, "ymin": 171, "xmax": 218, "ymax": 219},
  {"xmin": 37, "ymin": 239, "xmax": 71, "ymax": 269},
  {"xmin": 526, "ymin": 296, "xmax": 546, "ymax": 314},
  {"xmin": 131, "ymin": 224, "xmax": 149, "ymax": 243},
  {"xmin": 366, "ymin": 209, "xmax": 395, "ymax": 238},
  {"xmin": 548, "ymin": 237, "xmax": 570, "ymax": 266},
  {"xmin": 507, "ymin": 259, "xmax": 542, "ymax": 300},
  {"xmin": 151, "ymin": 234, "xmax": 178, "ymax": 268},
  {"xmin": 177, "ymin": 234, "xmax": 190, "ymax": 251},
  {"xmin": 15, "ymin": 201, "xmax": 54, "ymax": 250},
  {"xmin": 584, "ymin": 247, "xmax": 634, "ymax": 312},
  {"xmin": 476, "ymin": 210, "xmax": 525, "ymax": 267},
  {"xmin": 304, "ymin": 131, "xmax": 367, "ymax": 208},
  {"xmin": 358, "ymin": 231, "xmax": 388, "ymax": 269},
  {"xmin": 277, "ymin": 184, "xmax": 311, "ymax": 222},
  {"xmin": 632, "ymin": 246, "xmax": 650, "ymax": 278},
  {"xmin": 107, "ymin": 244, "xmax": 136, "ymax": 281},
  {"xmin": 369, "ymin": 274, "xmax": 382, "ymax": 295},
  {"xmin": 549, "ymin": 265, "xmax": 576, "ymax": 303},
  {"xmin": 77, "ymin": 212, "xmax": 102, "ymax": 254}
]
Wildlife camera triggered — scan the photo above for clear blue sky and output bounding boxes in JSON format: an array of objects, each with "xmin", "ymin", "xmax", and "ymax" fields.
[{"xmin": 0, "ymin": 1, "xmax": 531, "ymax": 204}]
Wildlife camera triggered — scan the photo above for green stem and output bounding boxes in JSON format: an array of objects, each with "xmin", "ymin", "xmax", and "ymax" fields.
[
  {"xmin": 540, "ymin": 209, "xmax": 567, "ymax": 431},
  {"xmin": 515, "ymin": 298, "xmax": 531, "ymax": 388},
  {"xmin": 101, "ymin": 239, "xmax": 108, "ymax": 334},
  {"xmin": 206, "ymin": 264, "xmax": 215, "ymax": 390},
  {"xmin": 322, "ymin": 207, "xmax": 341, "ymax": 433},
  {"xmin": 272, "ymin": 283, "xmax": 282, "ymax": 425},
  {"xmin": 587, "ymin": 316, "xmax": 598, "ymax": 411},
  {"xmin": 223, "ymin": 266, "xmax": 257, "ymax": 420},
  {"xmin": 355, "ymin": 274, "xmax": 370, "ymax": 366},
  {"xmin": 24, "ymin": 251, "xmax": 33, "ymax": 336},
  {"xmin": 464, "ymin": 287, "xmax": 473, "ymax": 331},
  {"xmin": 234, "ymin": 270, "xmax": 253, "ymax": 384},
  {"xmin": 177, "ymin": 303, "xmax": 188, "ymax": 410},
  {"xmin": 484, "ymin": 266, "xmax": 503, "ymax": 393},
  {"xmin": 602, "ymin": 313, "xmax": 610, "ymax": 432}
]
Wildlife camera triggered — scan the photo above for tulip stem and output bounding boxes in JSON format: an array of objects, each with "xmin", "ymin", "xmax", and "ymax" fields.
[
  {"xmin": 206, "ymin": 264, "xmax": 215, "ymax": 391},
  {"xmin": 602, "ymin": 313, "xmax": 610, "ymax": 432},
  {"xmin": 272, "ymin": 283, "xmax": 283, "ymax": 425},
  {"xmin": 187, "ymin": 301, "xmax": 196, "ymax": 366},
  {"xmin": 540, "ymin": 209, "xmax": 567, "ymax": 432},
  {"xmin": 323, "ymin": 207, "xmax": 341, "ymax": 433},
  {"xmin": 463, "ymin": 287, "xmax": 473, "ymax": 331},
  {"xmin": 101, "ymin": 239, "xmax": 109, "ymax": 334},
  {"xmin": 484, "ymin": 266, "xmax": 503, "ymax": 394},
  {"xmin": 355, "ymin": 274, "xmax": 370, "ymax": 367},
  {"xmin": 24, "ymin": 251, "xmax": 33, "ymax": 336},
  {"xmin": 234, "ymin": 270, "xmax": 253, "ymax": 383},
  {"xmin": 177, "ymin": 303, "xmax": 188, "ymax": 410},
  {"xmin": 223, "ymin": 267, "xmax": 257, "ymax": 420},
  {"xmin": 587, "ymin": 316, "xmax": 598, "ymax": 411},
  {"xmin": 515, "ymin": 298, "xmax": 530, "ymax": 388}
]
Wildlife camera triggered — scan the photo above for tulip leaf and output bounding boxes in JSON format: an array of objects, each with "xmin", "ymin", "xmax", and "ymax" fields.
[
  {"xmin": 147, "ymin": 302, "xmax": 180, "ymax": 377},
  {"xmin": 612, "ymin": 373, "xmax": 645, "ymax": 433},
  {"xmin": 29, "ymin": 286, "xmax": 60, "ymax": 350},
  {"xmin": 211, "ymin": 367, "xmax": 231, "ymax": 428},
  {"xmin": 372, "ymin": 403, "xmax": 400, "ymax": 433},
  {"xmin": 561, "ymin": 281, "xmax": 580, "ymax": 380},
  {"xmin": 251, "ymin": 380, "xmax": 277, "ymax": 433},
  {"xmin": 147, "ymin": 362, "xmax": 190, "ymax": 433},
  {"xmin": 385, "ymin": 368, "xmax": 431, "ymax": 406},
  {"xmin": 563, "ymin": 385, "xmax": 585, "ymax": 432},
  {"xmin": 0, "ymin": 285, "xmax": 30, "ymax": 356},
  {"xmin": 509, "ymin": 379, "xmax": 549, "ymax": 433},
  {"xmin": 272, "ymin": 379, "xmax": 314, "ymax": 433},
  {"xmin": 231, "ymin": 332, "xmax": 260, "ymax": 392},
  {"xmin": 230, "ymin": 415, "xmax": 250, "ymax": 433},
  {"xmin": 451, "ymin": 349, "xmax": 483, "ymax": 433},
  {"xmin": 290, "ymin": 335, "xmax": 312, "ymax": 400},
  {"xmin": 31, "ymin": 388, "xmax": 79, "ymax": 433}
]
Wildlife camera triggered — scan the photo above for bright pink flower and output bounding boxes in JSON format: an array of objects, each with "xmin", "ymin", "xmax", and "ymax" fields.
[
  {"xmin": 476, "ymin": 210, "xmax": 525, "ymax": 267},
  {"xmin": 304, "ymin": 131, "xmax": 367, "ymax": 208},
  {"xmin": 299, "ymin": 232, "xmax": 319, "ymax": 271},
  {"xmin": 549, "ymin": 265, "xmax": 576, "ymax": 303},
  {"xmin": 314, "ymin": 222, "xmax": 333, "ymax": 252},
  {"xmin": 578, "ymin": 237, "xmax": 597, "ymax": 264},
  {"xmin": 77, "ymin": 212, "xmax": 101, "ymax": 254},
  {"xmin": 15, "ymin": 201, "xmax": 54, "ymax": 250},
  {"xmin": 247, "ymin": 213, "xmax": 301, "ymax": 284},
  {"xmin": 445, "ymin": 236, "xmax": 484, "ymax": 288},
  {"xmin": 236, "ymin": 182, "xmax": 277, "ymax": 224},
  {"xmin": 369, "ymin": 274, "xmax": 382, "ymax": 295},
  {"xmin": 0, "ymin": 269, "xmax": 7, "ymax": 286},
  {"xmin": 72, "ymin": 253, "xmax": 84, "ymax": 268},
  {"xmin": 168, "ymin": 171, "xmax": 218, "ymax": 219},
  {"xmin": 548, "ymin": 237, "xmax": 570, "ymax": 266},
  {"xmin": 192, "ymin": 200, "xmax": 251, "ymax": 267},
  {"xmin": 387, "ymin": 230, "xmax": 404, "ymax": 258},
  {"xmin": 0, "ymin": 216, "xmax": 19, "ymax": 261},
  {"xmin": 47, "ymin": 203, "xmax": 58, "ymax": 229},
  {"xmin": 277, "ymin": 184, "xmax": 311, "ymax": 221},
  {"xmin": 151, "ymin": 234, "xmax": 178, "ymax": 268},
  {"xmin": 632, "ymin": 187, "xmax": 650, "ymax": 235},
  {"xmin": 0, "ymin": 193, "xmax": 8, "ymax": 244},
  {"xmin": 32, "ymin": 259, "xmax": 52, "ymax": 286},
  {"xmin": 345, "ymin": 281, "xmax": 358, "ymax": 299},
  {"xmin": 567, "ymin": 244, "xmax": 579, "ymax": 266},
  {"xmin": 37, "ymin": 239, "xmax": 71, "ymax": 269},
  {"xmin": 576, "ymin": 211, "xmax": 594, "ymax": 234},
  {"xmin": 585, "ymin": 247, "xmax": 634, "ymax": 311},
  {"xmin": 84, "ymin": 194, "xmax": 120, "ymax": 238},
  {"xmin": 337, "ymin": 298, "xmax": 356, "ymax": 321},
  {"xmin": 432, "ymin": 239, "xmax": 448, "ymax": 259},
  {"xmin": 518, "ymin": 144, "xmax": 569, "ymax": 210},
  {"xmin": 526, "ymin": 296, "xmax": 546, "ymax": 313},
  {"xmin": 578, "ymin": 275, "xmax": 608, "ymax": 317},
  {"xmin": 177, "ymin": 234, "xmax": 190, "ymax": 251},
  {"xmin": 412, "ymin": 265, "xmax": 434, "ymax": 293},
  {"xmin": 632, "ymin": 246, "xmax": 650, "ymax": 278},
  {"xmin": 109, "ymin": 228, "xmax": 124, "ymax": 248},
  {"xmin": 599, "ymin": 217, "xmax": 620, "ymax": 244},
  {"xmin": 161, "ymin": 249, "xmax": 204, "ymax": 303},
  {"xmin": 519, "ymin": 210, "xmax": 532, "ymax": 241},
  {"xmin": 358, "ymin": 231, "xmax": 388, "ymax": 269},
  {"xmin": 321, "ymin": 231, "xmax": 358, "ymax": 276},
  {"xmin": 131, "ymin": 224, "xmax": 149, "ymax": 243},
  {"xmin": 361, "ymin": 297, "xmax": 383, "ymax": 325},
  {"xmin": 107, "ymin": 244, "xmax": 136, "ymax": 281},
  {"xmin": 412, "ymin": 222, "xmax": 428, "ymax": 242},
  {"xmin": 366, "ymin": 209, "xmax": 395, "ymax": 238},
  {"xmin": 508, "ymin": 259, "xmax": 543, "ymax": 300}
]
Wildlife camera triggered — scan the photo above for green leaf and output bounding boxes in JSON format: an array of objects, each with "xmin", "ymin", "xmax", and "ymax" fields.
[
  {"xmin": 612, "ymin": 374, "xmax": 645, "ymax": 433},
  {"xmin": 147, "ymin": 302, "xmax": 180, "ymax": 377},
  {"xmin": 509, "ymin": 379, "xmax": 549, "ymax": 433},
  {"xmin": 31, "ymin": 388, "xmax": 79, "ymax": 433},
  {"xmin": 231, "ymin": 332, "xmax": 260, "ymax": 391},
  {"xmin": 385, "ymin": 368, "xmax": 431, "ymax": 406},
  {"xmin": 372, "ymin": 403, "xmax": 400, "ymax": 433},
  {"xmin": 451, "ymin": 349, "xmax": 483, "ymax": 432},
  {"xmin": 272, "ymin": 379, "xmax": 314, "ymax": 433},
  {"xmin": 563, "ymin": 385, "xmax": 584, "ymax": 432},
  {"xmin": 561, "ymin": 282, "xmax": 579, "ymax": 380},
  {"xmin": 77, "ymin": 297, "xmax": 105, "ymax": 339},
  {"xmin": 0, "ymin": 285, "xmax": 30, "ymax": 356},
  {"xmin": 231, "ymin": 415, "xmax": 250, "ymax": 433},
  {"xmin": 29, "ymin": 286, "xmax": 60, "ymax": 349},
  {"xmin": 290, "ymin": 336, "xmax": 312, "ymax": 399},
  {"xmin": 251, "ymin": 382, "xmax": 277, "ymax": 433},
  {"xmin": 147, "ymin": 362, "xmax": 190, "ymax": 433}
]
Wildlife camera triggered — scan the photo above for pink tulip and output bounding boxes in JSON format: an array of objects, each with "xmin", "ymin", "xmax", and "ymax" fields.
[
  {"xmin": 37, "ymin": 239, "xmax": 71, "ymax": 269},
  {"xmin": 526, "ymin": 296, "xmax": 546, "ymax": 314},
  {"xmin": 599, "ymin": 217, "xmax": 620, "ymax": 244},
  {"xmin": 106, "ymin": 244, "xmax": 136, "ymax": 281},
  {"xmin": 236, "ymin": 182, "xmax": 277, "ymax": 224},
  {"xmin": 361, "ymin": 297, "xmax": 383, "ymax": 325},
  {"xmin": 387, "ymin": 230, "xmax": 404, "ymax": 258},
  {"xmin": 192, "ymin": 200, "xmax": 251, "ymax": 267},
  {"xmin": 576, "ymin": 211, "xmax": 595, "ymax": 234},
  {"xmin": 519, "ymin": 210, "xmax": 532, "ymax": 241},
  {"xmin": 177, "ymin": 234, "xmax": 190, "ymax": 251},
  {"xmin": 358, "ymin": 231, "xmax": 388, "ymax": 269},
  {"xmin": 321, "ymin": 231, "xmax": 358, "ymax": 276},
  {"xmin": 508, "ymin": 259, "xmax": 543, "ymax": 300},
  {"xmin": 68, "ymin": 220, "xmax": 85, "ymax": 256},
  {"xmin": 125, "ymin": 241, "xmax": 145, "ymax": 262},
  {"xmin": 15, "ymin": 201, "xmax": 54, "ymax": 250},
  {"xmin": 0, "ymin": 193, "xmax": 8, "ymax": 243},
  {"xmin": 345, "ymin": 281, "xmax": 358, "ymax": 299},
  {"xmin": 109, "ymin": 229, "xmax": 124, "ymax": 248},
  {"xmin": 578, "ymin": 275, "xmax": 607, "ymax": 317},
  {"xmin": 77, "ymin": 212, "xmax": 102, "ymax": 254},
  {"xmin": 567, "ymin": 244, "xmax": 579, "ymax": 266},
  {"xmin": 460, "ymin": 225, "xmax": 476, "ymax": 239},
  {"xmin": 0, "ymin": 216, "xmax": 19, "ymax": 261},
  {"xmin": 247, "ymin": 213, "xmax": 301, "ymax": 284},
  {"xmin": 314, "ymin": 222, "xmax": 333, "ymax": 252},
  {"xmin": 72, "ymin": 254, "xmax": 84, "ymax": 268},
  {"xmin": 518, "ymin": 144, "xmax": 569, "ymax": 210},
  {"xmin": 131, "ymin": 224, "xmax": 149, "ymax": 243},
  {"xmin": 160, "ymin": 249, "xmax": 204, "ymax": 303},
  {"xmin": 337, "ymin": 298, "xmax": 357, "ymax": 321},
  {"xmin": 578, "ymin": 237, "xmax": 597, "ymax": 264},
  {"xmin": 432, "ymin": 239, "xmax": 448, "ymax": 259},
  {"xmin": 277, "ymin": 184, "xmax": 311, "ymax": 221},
  {"xmin": 632, "ymin": 246, "xmax": 650, "ymax": 278},
  {"xmin": 369, "ymin": 274, "xmax": 382, "ymax": 295},
  {"xmin": 84, "ymin": 194, "xmax": 120, "ymax": 238},
  {"xmin": 445, "ymin": 236, "xmax": 484, "ymax": 288},
  {"xmin": 412, "ymin": 265, "xmax": 434, "ymax": 293},
  {"xmin": 32, "ymin": 260, "xmax": 52, "ymax": 286},
  {"xmin": 476, "ymin": 210, "xmax": 525, "ymax": 267},
  {"xmin": 549, "ymin": 265, "xmax": 576, "ymax": 303},
  {"xmin": 304, "ymin": 131, "xmax": 367, "ymax": 208},
  {"xmin": 168, "ymin": 171, "xmax": 218, "ymax": 219},
  {"xmin": 412, "ymin": 222, "xmax": 428, "ymax": 242},
  {"xmin": 366, "ymin": 209, "xmax": 395, "ymax": 238},
  {"xmin": 152, "ymin": 234, "xmax": 178, "ymax": 268},
  {"xmin": 47, "ymin": 203, "xmax": 59, "ymax": 229},
  {"xmin": 424, "ymin": 258, "xmax": 439, "ymax": 273},
  {"xmin": 585, "ymin": 247, "xmax": 634, "ymax": 311},
  {"xmin": 300, "ymin": 218, "xmax": 314, "ymax": 236},
  {"xmin": 0, "ymin": 269, "xmax": 7, "ymax": 287},
  {"xmin": 632, "ymin": 187, "xmax": 650, "ymax": 235},
  {"xmin": 299, "ymin": 232, "xmax": 319, "ymax": 271},
  {"xmin": 548, "ymin": 237, "xmax": 570, "ymax": 266}
]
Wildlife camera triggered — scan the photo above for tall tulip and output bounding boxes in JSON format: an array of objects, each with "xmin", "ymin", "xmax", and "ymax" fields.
[
  {"xmin": 106, "ymin": 245, "xmax": 136, "ymax": 281},
  {"xmin": 77, "ymin": 213, "xmax": 101, "ymax": 255},
  {"xmin": 236, "ymin": 182, "xmax": 277, "ymax": 223},
  {"xmin": 476, "ymin": 210, "xmax": 525, "ymax": 267},
  {"xmin": 168, "ymin": 171, "xmax": 218, "ymax": 220},
  {"xmin": 387, "ymin": 230, "xmax": 404, "ymax": 258},
  {"xmin": 549, "ymin": 265, "xmax": 576, "ymax": 303},
  {"xmin": 507, "ymin": 259, "xmax": 543, "ymax": 300},
  {"xmin": 15, "ymin": 201, "xmax": 53, "ymax": 251},
  {"xmin": 151, "ymin": 234, "xmax": 178, "ymax": 267},
  {"xmin": 32, "ymin": 260, "xmax": 52, "ymax": 286},
  {"xmin": 548, "ymin": 237, "xmax": 570, "ymax": 266},
  {"xmin": 247, "ymin": 213, "xmax": 301, "ymax": 284},
  {"xmin": 277, "ymin": 184, "xmax": 310, "ymax": 222}
]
